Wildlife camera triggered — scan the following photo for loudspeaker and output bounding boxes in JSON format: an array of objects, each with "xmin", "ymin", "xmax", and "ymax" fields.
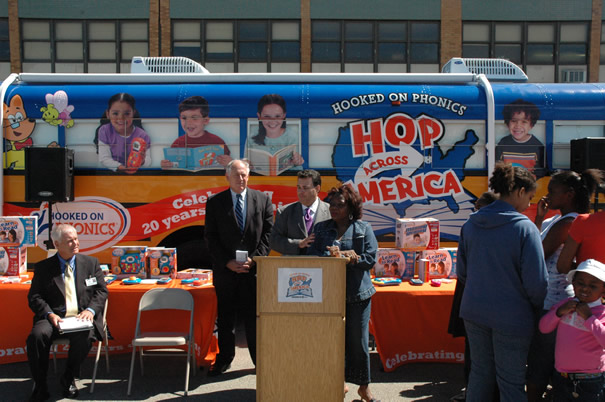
[
  {"xmin": 25, "ymin": 147, "xmax": 74, "ymax": 202},
  {"xmin": 570, "ymin": 137, "xmax": 605, "ymax": 173}
]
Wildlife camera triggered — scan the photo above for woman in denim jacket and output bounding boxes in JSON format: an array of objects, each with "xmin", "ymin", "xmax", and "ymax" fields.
[{"xmin": 308, "ymin": 185, "xmax": 379, "ymax": 402}]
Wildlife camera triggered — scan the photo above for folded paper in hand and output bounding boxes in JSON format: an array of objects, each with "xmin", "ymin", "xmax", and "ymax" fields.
[{"xmin": 58, "ymin": 316, "xmax": 93, "ymax": 334}]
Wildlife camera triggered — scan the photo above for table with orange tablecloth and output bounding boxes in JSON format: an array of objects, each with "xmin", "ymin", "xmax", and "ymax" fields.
[
  {"xmin": 0, "ymin": 274, "xmax": 218, "ymax": 366},
  {"xmin": 369, "ymin": 280, "xmax": 465, "ymax": 372}
]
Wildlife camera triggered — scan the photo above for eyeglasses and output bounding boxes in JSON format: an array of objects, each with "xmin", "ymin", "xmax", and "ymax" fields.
[{"xmin": 329, "ymin": 202, "xmax": 347, "ymax": 209}]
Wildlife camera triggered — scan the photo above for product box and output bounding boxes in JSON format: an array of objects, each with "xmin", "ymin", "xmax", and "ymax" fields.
[
  {"xmin": 0, "ymin": 246, "xmax": 27, "ymax": 276},
  {"xmin": 372, "ymin": 249, "xmax": 415, "ymax": 280},
  {"xmin": 0, "ymin": 216, "xmax": 37, "ymax": 247},
  {"xmin": 420, "ymin": 248, "xmax": 458, "ymax": 279},
  {"xmin": 111, "ymin": 246, "xmax": 147, "ymax": 277},
  {"xmin": 417, "ymin": 258, "xmax": 430, "ymax": 282},
  {"xmin": 176, "ymin": 268, "xmax": 213, "ymax": 285},
  {"xmin": 147, "ymin": 247, "xmax": 177, "ymax": 278},
  {"xmin": 395, "ymin": 218, "xmax": 440, "ymax": 251}
]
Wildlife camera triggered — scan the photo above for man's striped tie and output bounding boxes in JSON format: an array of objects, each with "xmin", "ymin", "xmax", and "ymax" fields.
[{"xmin": 235, "ymin": 194, "xmax": 245, "ymax": 232}]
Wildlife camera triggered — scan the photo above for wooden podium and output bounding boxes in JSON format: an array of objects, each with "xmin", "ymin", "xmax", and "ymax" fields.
[{"xmin": 255, "ymin": 256, "xmax": 346, "ymax": 402}]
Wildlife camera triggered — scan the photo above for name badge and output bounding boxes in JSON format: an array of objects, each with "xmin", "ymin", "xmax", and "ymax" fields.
[{"xmin": 85, "ymin": 277, "xmax": 97, "ymax": 286}]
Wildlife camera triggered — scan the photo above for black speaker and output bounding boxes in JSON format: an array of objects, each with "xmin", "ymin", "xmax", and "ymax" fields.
[
  {"xmin": 570, "ymin": 137, "xmax": 605, "ymax": 173},
  {"xmin": 25, "ymin": 147, "xmax": 74, "ymax": 202}
]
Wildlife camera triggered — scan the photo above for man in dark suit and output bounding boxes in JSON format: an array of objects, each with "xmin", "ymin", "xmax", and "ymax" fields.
[
  {"xmin": 270, "ymin": 169, "xmax": 331, "ymax": 255},
  {"xmin": 204, "ymin": 159, "xmax": 273, "ymax": 376},
  {"xmin": 27, "ymin": 224, "xmax": 107, "ymax": 401}
]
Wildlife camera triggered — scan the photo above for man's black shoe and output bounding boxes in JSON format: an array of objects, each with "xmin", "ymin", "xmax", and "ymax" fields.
[
  {"xmin": 29, "ymin": 384, "xmax": 50, "ymax": 402},
  {"xmin": 207, "ymin": 361, "xmax": 231, "ymax": 377},
  {"xmin": 60, "ymin": 377, "xmax": 79, "ymax": 399}
]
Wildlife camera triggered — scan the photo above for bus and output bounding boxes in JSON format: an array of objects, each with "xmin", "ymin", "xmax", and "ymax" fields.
[{"xmin": 2, "ymin": 57, "xmax": 604, "ymax": 268}]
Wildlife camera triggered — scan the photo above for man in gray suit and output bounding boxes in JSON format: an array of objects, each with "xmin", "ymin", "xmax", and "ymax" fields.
[{"xmin": 270, "ymin": 169, "xmax": 331, "ymax": 255}]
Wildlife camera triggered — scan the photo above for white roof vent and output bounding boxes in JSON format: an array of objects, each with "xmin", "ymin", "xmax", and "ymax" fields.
[
  {"xmin": 130, "ymin": 56, "xmax": 210, "ymax": 74},
  {"xmin": 442, "ymin": 57, "xmax": 527, "ymax": 82}
]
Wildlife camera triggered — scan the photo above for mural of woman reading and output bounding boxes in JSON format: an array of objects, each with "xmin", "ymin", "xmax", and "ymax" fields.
[{"xmin": 245, "ymin": 94, "xmax": 303, "ymax": 176}]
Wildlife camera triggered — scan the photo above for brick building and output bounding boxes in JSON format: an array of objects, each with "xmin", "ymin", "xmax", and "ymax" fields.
[{"xmin": 0, "ymin": 0, "xmax": 603, "ymax": 82}]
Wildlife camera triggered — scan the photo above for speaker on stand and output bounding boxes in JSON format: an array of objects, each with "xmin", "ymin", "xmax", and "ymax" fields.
[{"xmin": 24, "ymin": 147, "xmax": 75, "ymax": 248}]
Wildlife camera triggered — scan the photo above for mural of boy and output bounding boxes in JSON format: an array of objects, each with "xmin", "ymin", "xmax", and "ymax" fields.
[
  {"xmin": 161, "ymin": 96, "xmax": 232, "ymax": 169},
  {"xmin": 496, "ymin": 99, "xmax": 545, "ymax": 177}
]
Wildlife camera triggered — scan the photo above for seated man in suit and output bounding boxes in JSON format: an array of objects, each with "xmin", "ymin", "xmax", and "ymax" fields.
[
  {"xmin": 26, "ymin": 224, "xmax": 108, "ymax": 401},
  {"xmin": 270, "ymin": 169, "xmax": 331, "ymax": 255}
]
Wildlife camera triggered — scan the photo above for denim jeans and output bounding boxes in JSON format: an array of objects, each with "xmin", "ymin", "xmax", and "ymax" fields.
[
  {"xmin": 552, "ymin": 372, "xmax": 605, "ymax": 402},
  {"xmin": 345, "ymin": 298, "xmax": 372, "ymax": 385},
  {"xmin": 464, "ymin": 320, "xmax": 532, "ymax": 402}
]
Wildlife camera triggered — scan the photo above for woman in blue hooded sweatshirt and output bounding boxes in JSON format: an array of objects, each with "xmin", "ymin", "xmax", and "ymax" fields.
[{"xmin": 458, "ymin": 162, "xmax": 548, "ymax": 402}]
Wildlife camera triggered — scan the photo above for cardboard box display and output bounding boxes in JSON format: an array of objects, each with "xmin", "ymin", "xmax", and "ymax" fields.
[
  {"xmin": 417, "ymin": 258, "xmax": 430, "ymax": 283},
  {"xmin": 0, "ymin": 246, "xmax": 27, "ymax": 276},
  {"xmin": 420, "ymin": 248, "xmax": 458, "ymax": 279},
  {"xmin": 373, "ymin": 249, "xmax": 415, "ymax": 280},
  {"xmin": 111, "ymin": 246, "xmax": 147, "ymax": 277},
  {"xmin": 176, "ymin": 268, "xmax": 213, "ymax": 285},
  {"xmin": 147, "ymin": 247, "xmax": 177, "ymax": 278},
  {"xmin": 0, "ymin": 216, "xmax": 37, "ymax": 247},
  {"xmin": 395, "ymin": 218, "xmax": 440, "ymax": 251}
]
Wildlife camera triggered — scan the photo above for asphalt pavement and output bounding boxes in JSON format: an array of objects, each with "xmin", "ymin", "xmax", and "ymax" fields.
[{"xmin": 0, "ymin": 325, "xmax": 465, "ymax": 401}]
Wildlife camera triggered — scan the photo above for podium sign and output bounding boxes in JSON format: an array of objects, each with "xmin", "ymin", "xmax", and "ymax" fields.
[
  {"xmin": 277, "ymin": 267, "xmax": 323, "ymax": 303},
  {"xmin": 255, "ymin": 256, "xmax": 347, "ymax": 402}
]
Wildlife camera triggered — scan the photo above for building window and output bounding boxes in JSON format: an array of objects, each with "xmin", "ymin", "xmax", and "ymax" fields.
[
  {"xmin": 559, "ymin": 23, "xmax": 587, "ymax": 65},
  {"xmin": 377, "ymin": 22, "xmax": 406, "ymax": 63},
  {"xmin": 494, "ymin": 24, "xmax": 522, "ymax": 64},
  {"xmin": 238, "ymin": 21, "xmax": 267, "ymax": 62},
  {"xmin": 527, "ymin": 23, "xmax": 554, "ymax": 64},
  {"xmin": 0, "ymin": 19, "xmax": 10, "ymax": 61},
  {"xmin": 409, "ymin": 22, "xmax": 439, "ymax": 64},
  {"xmin": 344, "ymin": 21, "xmax": 373, "ymax": 63},
  {"xmin": 462, "ymin": 23, "xmax": 490, "ymax": 58},
  {"xmin": 462, "ymin": 21, "xmax": 589, "ymax": 82},
  {"xmin": 311, "ymin": 21, "xmax": 341, "ymax": 63},
  {"xmin": 601, "ymin": 22, "xmax": 605, "ymax": 65},
  {"xmin": 205, "ymin": 21, "xmax": 234, "ymax": 62},
  {"xmin": 272, "ymin": 21, "xmax": 300, "ymax": 62},
  {"xmin": 172, "ymin": 20, "xmax": 299, "ymax": 72},
  {"xmin": 173, "ymin": 21, "xmax": 202, "ymax": 61},
  {"xmin": 21, "ymin": 20, "xmax": 148, "ymax": 73},
  {"xmin": 312, "ymin": 20, "xmax": 438, "ymax": 72}
]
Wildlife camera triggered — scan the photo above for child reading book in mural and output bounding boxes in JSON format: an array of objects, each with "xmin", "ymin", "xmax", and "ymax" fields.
[
  {"xmin": 95, "ymin": 93, "xmax": 151, "ymax": 174},
  {"xmin": 161, "ymin": 96, "xmax": 232, "ymax": 170},
  {"xmin": 495, "ymin": 98, "xmax": 545, "ymax": 177},
  {"xmin": 245, "ymin": 94, "xmax": 303, "ymax": 176}
]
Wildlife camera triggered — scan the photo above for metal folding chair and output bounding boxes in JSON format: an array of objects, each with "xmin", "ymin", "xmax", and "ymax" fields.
[{"xmin": 127, "ymin": 287, "xmax": 195, "ymax": 396}]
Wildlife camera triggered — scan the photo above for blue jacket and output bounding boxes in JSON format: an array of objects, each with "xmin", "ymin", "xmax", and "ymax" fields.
[
  {"xmin": 308, "ymin": 219, "xmax": 377, "ymax": 303},
  {"xmin": 458, "ymin": 199, "xmax": 547, "ymax": 337}
]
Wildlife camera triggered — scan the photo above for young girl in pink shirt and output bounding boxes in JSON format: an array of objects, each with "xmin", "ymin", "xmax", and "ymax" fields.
[{"xmin": 539, "ymin": 259, "xmax": 605, "ymax": 401}]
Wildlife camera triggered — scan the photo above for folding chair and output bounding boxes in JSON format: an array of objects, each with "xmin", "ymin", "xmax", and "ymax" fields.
[
  {"xmin": 51, "ymin": 298, "xmax": 110, "ymax": 393},
  {"xmin": 127, "ymin": 288, "xmax": 195, "ymax": 396}
]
